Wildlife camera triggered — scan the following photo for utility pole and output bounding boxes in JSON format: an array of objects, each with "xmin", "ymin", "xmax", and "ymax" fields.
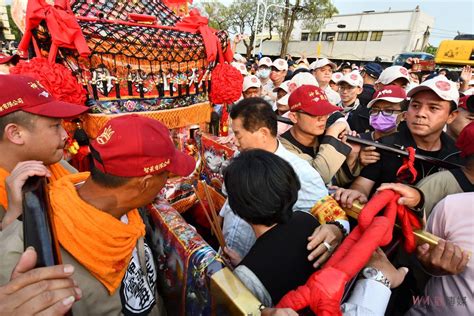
[{"xmin": 421, "ymin": 26, "xmax": 430, "ymax": 51}]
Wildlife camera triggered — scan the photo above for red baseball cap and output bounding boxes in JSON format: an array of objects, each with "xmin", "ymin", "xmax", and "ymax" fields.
[
  {"xmin": 367, "ymin": 85, "xmax": 407, "ymax": 108},
  {"xmin": 459, "ymin": 95, "xmax": 474, "ymax": 112},
  {"xmin": 0, "ymin": 75, "xmax": 88, "ymax": 118},
  {"xmin": 90, "ymin": 115, "xmax": 196, "ymax": 178},
  {"xmin": 456, "ymin": 121, "xmax": 474, "ymax": 158},
  {"xmin": 0, "ymin": 53, "xmax": 20, "ymax": 65},
  {"xmin": 288, "ymin": 85, "xmax": 341, "ymax": 116}
]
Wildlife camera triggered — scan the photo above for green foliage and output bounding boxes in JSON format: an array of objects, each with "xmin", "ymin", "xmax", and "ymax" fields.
[
  {"xmin": 424, "ymin": 44, "xmax": 438, "ymax": 56},
  {"xmin": 192, "ymin": 1, "xmax": 230, "ymax": 30},
  {"xmin": 277, "ymin": 0, "xmax": 338, "ymax": 57},
  {"xmin": 6, "ymin": 5, "xmax": 21, "ymax": 41},
  {"xmin": 193, "ymin": 0, "xmax": 338, "ymax": 57}
]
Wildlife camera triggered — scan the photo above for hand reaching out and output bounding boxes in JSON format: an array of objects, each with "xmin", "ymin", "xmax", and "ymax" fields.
[
  {"xmin": 2, "ymin": 161, "xmax": 51, "ymax": 230},
  {"xmin": 0, "ymin": 247, "xmax": 81, "ymax": 315}
]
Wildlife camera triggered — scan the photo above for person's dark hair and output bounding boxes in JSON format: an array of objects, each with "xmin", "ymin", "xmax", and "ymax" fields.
[
  {"xmin": 289, "ymin": 67, "xmax": 310, "ymax": 79},
  {"xmin": 465, "ymin": 95, "xmax": 474, "ymax": 113},
  {"xmin": 230, "ymin": 97, "xmax": 277, "ymax": 137},
  {"xmin": 445, "ymin": 71, "xmax": 459, "ymax": 83},
  {"xmin": 449, "ymin": 101, "xmax": 458, "ymax": 113},
  {"xmin": 400, "ymin": 99, "xmax": 409, "ymax": 111},
  {"xmin": 224, "ymin": 149, "xmax": 300, "ymax": 226},
  {"xmin": 341, "ymin": 64, "xmax": 352, "ymax": 71},
  {"xmin": 90, "ymin": 165, "xmax": 132, "ymax": 188},
  {"xmin": 438, "ymin": 68, "xmax": 449, "ymax": 75},
  {"xmin": 0, "ymin": 111, "xmax": 37, "ymax": 139}
]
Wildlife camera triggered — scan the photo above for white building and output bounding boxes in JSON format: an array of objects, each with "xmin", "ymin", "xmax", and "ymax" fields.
[{"xmin": 242, "ymin": 6, "xmax": 434, "ymax": 62}]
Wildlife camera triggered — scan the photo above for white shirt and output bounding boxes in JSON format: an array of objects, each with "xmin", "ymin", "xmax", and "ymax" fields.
[
  {"xmin": 406, "ymin": 193, "xmax": 474, "ymax": 316},
  {"xmin": 220, "ymin": 141, "xmax": 335, "ymax": 258}
]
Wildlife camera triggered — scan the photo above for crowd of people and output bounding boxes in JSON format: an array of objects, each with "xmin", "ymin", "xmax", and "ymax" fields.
[
  {"xmin": 0, "ymin": 42, "xmax": 472, "ymax": 316},
  {"xmin": 225, "ymin": 53, "xmax": 473, "ymax": 315}
]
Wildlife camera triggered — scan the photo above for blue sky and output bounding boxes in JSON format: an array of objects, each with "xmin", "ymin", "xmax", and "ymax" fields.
[{"xmin": 195, "ymin": 0, "xmax": 473, "ymax": 46}]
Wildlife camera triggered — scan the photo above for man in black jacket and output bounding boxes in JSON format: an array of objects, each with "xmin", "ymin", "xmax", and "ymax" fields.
[
  {"xmin": 359, "ymin": 62, "xmax": 383, "ymax": 107},
  {"xmin": 335, "ymin": 76, "xmax": 462, "ymax": 207}
]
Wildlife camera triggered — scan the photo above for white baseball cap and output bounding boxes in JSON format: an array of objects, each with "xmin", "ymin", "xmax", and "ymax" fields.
[
  {"xmin": 407, "ymin": 76, "xmax": 460, "ymax": 105},
  {"xmin": 278, "ymin": 72, "xmax": 319, "ymax": 106},
  {"xmin": 231, "ymin": 62, "xmax": 248, "ymax": 76},
  {"xmin": 375, "ymin": 66, "xmax": 410, "ymax": 85},
  {"xmin": 463, "ymin": 88, "xmax": 474, "ymax": 95},
  {"xmin": 273, "ymin": 80, "xmax": 291, "ymax": 93},
  {"xmin": 242, "ymin": 75, "xmax": 262, "ymax": 92},
  {"xmin": 290, "ymin": 72, "xmax": 318, "ymax": 88},
  {"xmin": 233, "ymin": 53, "xmax": 246, "ymax": 63},
  {"xmin": 331, "ymin": 72, "xmax": 344, "ymax": 84},
  {"xmin": 309, "ymin": 58, "xmax": 337, "ymax": 71},
  {"xmin": 295, "ymin": 58, "xmax": 310, "ymax": 69},
  {"xmin": 274, "ymin": 81, "xmax": 292, "ymax": 105},
  {"xmin": 258, "ymin": 57, "xmax": 273, "ymax": 67},
  {"xmin": 272, "ymin": 58, "xmax": 288, "ymax": 71},
  {"xmin": 338, "ymin": 72, "xmax": 363, "ymax": 88}
]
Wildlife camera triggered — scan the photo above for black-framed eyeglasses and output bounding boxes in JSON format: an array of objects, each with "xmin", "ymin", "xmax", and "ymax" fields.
[
  {"xmin": 369, "ymin": 109, "xmax": 403, "ymax": 116},
  {"xmin": 297, "ymin": 111, "xmax": 330, "ymax": 121}
]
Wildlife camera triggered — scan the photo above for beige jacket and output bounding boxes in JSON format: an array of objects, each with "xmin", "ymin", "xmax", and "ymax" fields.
[
  {"xmin": 279, "ymin": 134, "xmax": 355, "ymax": 186},
  {"xmin": 0, "ymin": 219, "xmax": 23, "ymax": 286},
  {"xmin": 0, "ymin": 219, "xmax": 164, "ymax": 316},
  {"xmin": 417, "ymin": 170, "xmax": 465, "ymax": 218}
]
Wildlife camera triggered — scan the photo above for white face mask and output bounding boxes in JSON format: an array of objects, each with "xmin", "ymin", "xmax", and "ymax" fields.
[{"xmin": 257, "ymin": 68, "xmax": 271, "ymax": 79}]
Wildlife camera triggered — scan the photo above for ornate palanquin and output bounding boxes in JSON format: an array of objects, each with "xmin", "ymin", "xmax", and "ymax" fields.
[
  {"xmin": 26, "ymin": 0, "xmax": 231, "ymax": 135},
  {"xmin": 144, "ymin": 201, "xmax": 261, "ymax": 315},
  {"xmin": 16, "ymin": 2, "xmax": 263, "ymax": 313}
]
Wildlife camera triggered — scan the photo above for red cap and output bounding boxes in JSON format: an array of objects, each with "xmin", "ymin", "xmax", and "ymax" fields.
[
  {"xmin": 0, "ymin": 75, "xmax": 88, "ymax": 118},
  {"xmin": 459, "ymin": 95, "xmax": 474, "ymax": 112},
  {"xmin": 90, "ymin": 115, "xmax": 196, "ymax": 177},
  {"xmin": 0, "ymin": 53, "xmax": 20, "ymax": 65},
  {"xmin": 456, "ymin": 121, "xmax": 474, "ymax": 158},
  {"xmin": 288, "ymin": 85, "xmax": 341, "ymax": 116},
  {"xmin": 367, "ymin": 85, "xmax": 407, "ymax": 108}
]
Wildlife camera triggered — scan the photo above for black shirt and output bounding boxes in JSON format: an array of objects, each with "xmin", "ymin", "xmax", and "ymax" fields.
[
  {"xmin": 281, "ymin": 129, "xmax": 352, "ymax": 160},
  {"xmin": 239, "ymin": 211, "xmax": 319, "ymax": 304},
  {"xmin": 281, "ymin": 130, "xmax": 315, "ymax": 158},
  {"xmin": 359, "ymin": 84, "xmax": 376, "ymax": 107},
  {"xmin": 346, "ymin": 102, "xmax": 372, "ymax": 134},
  {"xmin": 360, "ymin": 124, "xmax": 463, "ymax": 190},
  {"xmin": 359, "ymin": 131, "xmax": 375, "ymax": 141}
]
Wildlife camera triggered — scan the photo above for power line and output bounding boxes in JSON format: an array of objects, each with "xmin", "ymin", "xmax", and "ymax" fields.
[{"xmin": 430, "ymin": 27, "xmax": 461, "ymax": 33}]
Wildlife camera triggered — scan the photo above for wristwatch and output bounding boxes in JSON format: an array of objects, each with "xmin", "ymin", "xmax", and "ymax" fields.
[{"xmin": 362, "ymin": 267, "xmax": 391, "ymax": 289}]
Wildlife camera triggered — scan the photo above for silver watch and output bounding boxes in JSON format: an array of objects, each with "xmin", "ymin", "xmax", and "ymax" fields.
[{"xmin": 362, "ymin": 267, "xmax": 391, "ymax": 288}]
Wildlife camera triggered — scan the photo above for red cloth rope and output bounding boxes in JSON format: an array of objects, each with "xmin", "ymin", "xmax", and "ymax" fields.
[
  {"xmin": 175, "ymin": 9, "xmax": 232, "ymax": 64},
  {"xmin": 276, "ymin": 189, "xmax": 422, "ymax": 314},
  {"xmin": 18, "ymin": 0, "xmax": 90, "ymax": 63},
  {"xmin": 396, "ymin": 146, "xmax": 418, "ymax": 184},
  {"xmin": 175, "ymin": 9, "xmax": 241, "ymax": 105}
]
